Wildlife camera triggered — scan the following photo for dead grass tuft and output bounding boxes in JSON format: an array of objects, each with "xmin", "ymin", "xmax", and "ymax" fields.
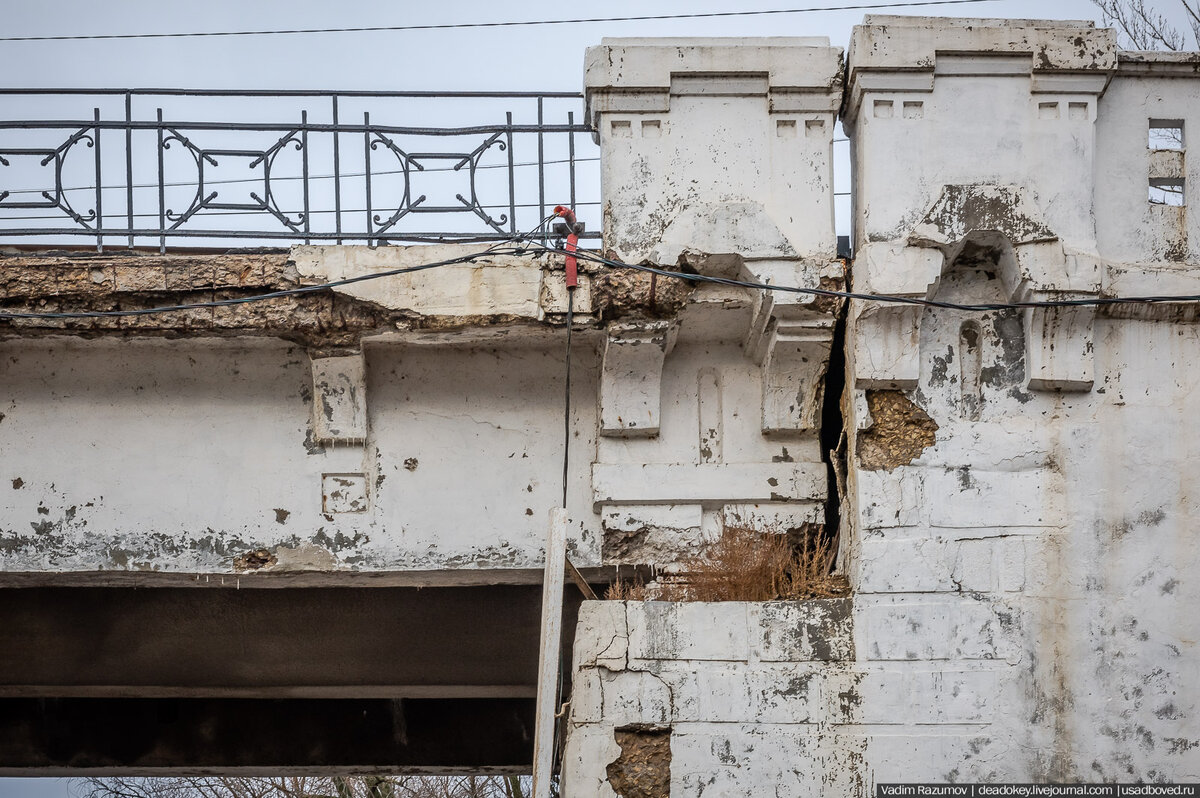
[
  {"xmin": 604, "ymin": 577, "xmax": 651, "ymax": 601},
  {"xmin": 605, "ymin": 525, "xmax": 849, "ymax": 602}
]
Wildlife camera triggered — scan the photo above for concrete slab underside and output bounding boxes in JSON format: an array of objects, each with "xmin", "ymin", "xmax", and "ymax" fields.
[{"xmin": 0, "ymin": 584, "xmax": 586, "ymax": 774}]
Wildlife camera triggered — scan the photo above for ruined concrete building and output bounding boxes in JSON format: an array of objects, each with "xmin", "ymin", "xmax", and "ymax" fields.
[{"xmin": 0, "ymin": 14, "xmax": 1198, "ymax": 796}]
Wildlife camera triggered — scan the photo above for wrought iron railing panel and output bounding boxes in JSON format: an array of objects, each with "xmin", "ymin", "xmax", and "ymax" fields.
[{"xmin": 0, "ymin": 89, "xmax": 599, "ymax": 250}]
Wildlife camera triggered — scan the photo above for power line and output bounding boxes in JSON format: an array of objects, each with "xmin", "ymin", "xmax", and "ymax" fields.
[
  {"xmin": 0, "ymin": 244, "xmax": 533, "ymax": 320},
  {"xmin": 0, "ymin": 1, "xmax": 998, "ymax": 43},
  {"xmin": 3, "ymin": 234, "xmax": 1200, "ymax": 321},
  {"xmin": 531, "ymin": 241, "xmax": 1200, "ymax": 313}
]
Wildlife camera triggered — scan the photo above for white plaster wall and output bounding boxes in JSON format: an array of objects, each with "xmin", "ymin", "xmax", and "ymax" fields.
[
  {"xmin": 565, "ymin": 21, "xmax": 1200, "ymax": 798},
  {"xmin": 581, "ymin": 38, "xmax": 843, "ymax": 569},
  {"xmin": 563, "ymin": 600, "xmax": 864, "ymax": 798},
  {"xmin": 586, "ymin": 38, "xmax": 842, "ymax": 264},
  {"xmin": 595, "ymin": 92, "xmax": 837, "ymax": 263},
  {"xmin": 598, "ymin": 336, "xmax": 818, "ymax": 468},
  {"xmin": 1095, "ymin": 70, "xmax": 1198, "ymax": 264},
  {"xmin": 0, "ymin": 335, "xmax": 604, "ymax": 577},
  {"xmin": 0, "ymin": 289, "xmax": 830, "ymax": 577},
  {"xmin": 568, "ymin": 307, "xmax": 1200, "ymax": 792},
  {"xmin": 368, "ymin": 341, "xmax": 601, "ymax": 568},
  {"xmin": 592, "ymin": 297, "xmax": 829, "ymax": 566},
  {"xmin": 850, "ymin": 73, "xmax": 1102, "ymax": 250},
  {"xmin": 844, "ymin": 311, "xmax": 1200, "ymax": 783},
  {"xmin": 839, "ymin": 19, "xmax": 1200, "ymax": 785}
]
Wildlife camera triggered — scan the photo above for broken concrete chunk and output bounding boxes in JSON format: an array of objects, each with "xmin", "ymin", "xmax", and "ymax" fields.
[{"xmin": 592, "ymin": 268, "xmax": 694, "ymax": 321}]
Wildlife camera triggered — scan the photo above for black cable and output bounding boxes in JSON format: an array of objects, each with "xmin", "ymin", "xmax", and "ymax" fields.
[
  {"xmin": 0, "ymin": 244, "xmax": 528, "ymax": 320},
  {"xmin": 0, "ymin": 1, "xmax": 998, "ymax": 42},
  {"xmin": 562, "ymin": 288, "xmax": 574, "ymax": 510},
  {"xmin": 4, "ymin": 232, "xmax": 1199, "ymax": 322},
  {"xmin": 531, "ymin": 241, "xmax": 1200, "ymax": 313}
]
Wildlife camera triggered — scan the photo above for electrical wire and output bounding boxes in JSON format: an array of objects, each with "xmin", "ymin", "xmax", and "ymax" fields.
[
  {"xmin": 0, "ymin": 244, "xmax": 528, "ymax": 320},
  {"xmin": 0, "ymin": 1, "xmax": 999, "ymax": 43},
  {"xmin": 527, "ymin": 240, "xmax": 1200, "ymax": 313},
  {"xmin": 2, "ymin": 227, "xmax": 1199, "ymax": 321},
  {"xmin": 0, "ymin": 214, "xmax": 561, "ymax": 321}
]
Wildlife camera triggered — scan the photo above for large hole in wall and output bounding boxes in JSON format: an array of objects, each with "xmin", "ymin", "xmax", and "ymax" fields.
[
  {"xmin": 607, "ymin": 726, "xmax": 672, "ymax": 798},
  {"xmin": 856, "ymin": 390, "xmax": 939, "ymax": 471}
]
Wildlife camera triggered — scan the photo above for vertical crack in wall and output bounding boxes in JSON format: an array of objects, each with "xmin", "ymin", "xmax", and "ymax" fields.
[{"xmin": 819, "ymin": 296, "xmax": 850, "ymax": 562}]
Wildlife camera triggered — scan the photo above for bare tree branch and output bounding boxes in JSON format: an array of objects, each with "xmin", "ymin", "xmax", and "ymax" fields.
[
  {"xmin": 1179, "ymin": 0, "xmax": 1200, "ymax": 43},
  {"xmin": 1134, "ymin": 0, "xmax": 1186, "ymax": 48},
  {"xmin": 1093, "ymin": 0, "xmax": 1195, "ymax": 49},
  {"xmin": 79, "ymin": 777, "xmax": 528, "ymax": 798}
]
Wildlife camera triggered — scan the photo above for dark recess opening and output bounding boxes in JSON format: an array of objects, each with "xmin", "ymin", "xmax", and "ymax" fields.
[
  {"xmin": 819, "ymin": 297, "xmax": 849, "ymax": 561},
  {"xmin": 0, "ymin": 697, "xmax": 535, "ymax": 772}
]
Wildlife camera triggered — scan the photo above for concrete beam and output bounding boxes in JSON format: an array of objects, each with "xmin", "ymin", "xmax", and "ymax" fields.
[{"xmin": 0, "ymin": 585, "xmax": 586, "ymax": 699}]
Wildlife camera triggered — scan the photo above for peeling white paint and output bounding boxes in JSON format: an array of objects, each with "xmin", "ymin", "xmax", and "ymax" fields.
[{"xmin": 0, "ymin": 15, "xmax": 1198, "ymax": 792}]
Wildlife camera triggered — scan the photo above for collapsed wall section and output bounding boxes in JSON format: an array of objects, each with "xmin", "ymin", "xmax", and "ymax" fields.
[
  {"xmin": 564, "ymin": 36, "xmax": 851, "ymax": 797},
  {"xmin": 583, "ymin": 37, "xmax": 846, "ymax": 571}
]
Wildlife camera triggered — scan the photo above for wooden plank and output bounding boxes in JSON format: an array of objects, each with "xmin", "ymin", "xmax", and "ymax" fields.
[
  {"xmin": 566, "ymin": 556, "xmax": 598, "ymax": 600},
  {"xmin": 531, "ymin": 507, "xmax": 567, "ymax": 798}
]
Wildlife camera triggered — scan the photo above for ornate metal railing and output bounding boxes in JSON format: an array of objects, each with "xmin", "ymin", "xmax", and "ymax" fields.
[{"xmin": 0, "ymin": 89, "xmax": 599, "ymax": 251}]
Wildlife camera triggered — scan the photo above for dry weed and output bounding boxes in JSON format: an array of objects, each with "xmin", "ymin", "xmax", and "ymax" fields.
[
  {"xmin": 604, "ymin": 577, "xmax": 651, "ymax": 601},
  {"xmin": 605, "ymin": 525, "xmax": 849, "ymax": 602}
]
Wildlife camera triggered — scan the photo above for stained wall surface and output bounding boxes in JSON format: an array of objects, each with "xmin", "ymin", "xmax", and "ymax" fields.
[
  {"xmin": 564, "ymin": 18, "xmax": 1200, "ymax": 797},
  {"xmin": 1, "ymin": 18, "xmax": 1199, "ymax": 791},
  {"xmin": 0, "ymin": 334, "xmax": 605, "ymax": 575}
]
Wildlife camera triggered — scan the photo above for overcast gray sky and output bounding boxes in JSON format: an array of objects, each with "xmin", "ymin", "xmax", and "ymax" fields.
[
  {"xmin": 0, "ymin": 0, "xmax": 1122, "ymax": 248},
  {"xmin": 0, "ymin": 0, "xmax": 1185, "ymax": 795},
  {"xmin": 1, "ymin": 0, "xmax": 1118, "ymax": 91}
]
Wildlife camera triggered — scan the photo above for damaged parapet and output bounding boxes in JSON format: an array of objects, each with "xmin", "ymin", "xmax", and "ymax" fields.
[
  {"xmin": 585, "ymin": 37, "xmax": 842, "ymax": 266},
  {"xmin": 843, "ymin": 16, "xmax": 1119, "ymax": 392},
  {"xmin": 583, "ymin": 38, "xmax": 845, "ymax": 568},
  {"xmin": 0, "ymin": 244, "xmax": 610, "ymax": 578},
  {"xmin": 585, "ymin": 35, "xmax": 845, "ymax": 437}
]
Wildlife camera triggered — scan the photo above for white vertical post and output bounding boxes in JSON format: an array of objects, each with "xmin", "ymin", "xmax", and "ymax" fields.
[{"xmin": 532, "ymin": 507, "xmax": 567, "ymax": 798}]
